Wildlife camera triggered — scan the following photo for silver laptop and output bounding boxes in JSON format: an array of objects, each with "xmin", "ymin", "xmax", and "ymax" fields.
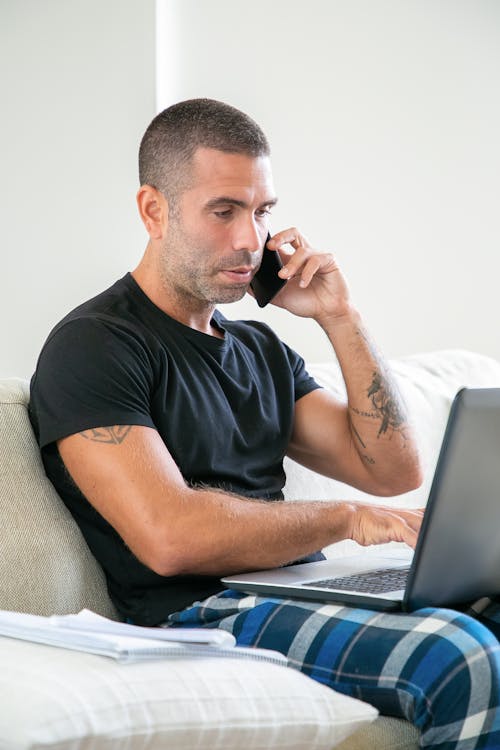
[{"xmin": 222, "ymin": 388, "xmax": 500, "ymax": 612}]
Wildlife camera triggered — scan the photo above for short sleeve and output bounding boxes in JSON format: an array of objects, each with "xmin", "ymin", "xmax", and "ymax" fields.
[
  {"xmin": 283, "ymin": 343, "xmax": 323, "ymax": 402},
  {"xmin": 30, "ymin": 316, "xmax": 157, "ymax": 448}
]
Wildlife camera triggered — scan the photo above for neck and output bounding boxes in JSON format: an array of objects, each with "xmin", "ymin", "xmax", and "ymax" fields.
[{"xmin": 131, "ymin": 251, "xmax": 222, "ymax": 338}]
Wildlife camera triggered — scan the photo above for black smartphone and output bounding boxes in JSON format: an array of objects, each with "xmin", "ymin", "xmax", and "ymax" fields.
[{"xmin": 250, "ymin": 233, "xmax": 287, "ymax": 307}]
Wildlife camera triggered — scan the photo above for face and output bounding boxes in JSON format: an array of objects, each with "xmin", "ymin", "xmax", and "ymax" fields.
[{"xmin": 158, "ymin": 147, "xmax": 277, "ymax": 307}]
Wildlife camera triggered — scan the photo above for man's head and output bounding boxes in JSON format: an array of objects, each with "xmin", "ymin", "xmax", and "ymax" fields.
[
  {"xmin": 138, "ymin": 98, "xmax": 270, "ymax": 207},
  {"xmin": 135, "ymin": 99, "xmax": 276, "ymax": 322}
]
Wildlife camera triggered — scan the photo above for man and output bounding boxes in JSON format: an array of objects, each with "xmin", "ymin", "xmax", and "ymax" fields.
[{"xmin": 30, "ymin": 99, "xmax": 500, "ymax": 748}]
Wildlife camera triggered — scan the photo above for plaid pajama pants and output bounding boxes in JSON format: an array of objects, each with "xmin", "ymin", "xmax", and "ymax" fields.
[{"xmin": 166, "ymin": 590, "xmax": 500, "ymax": 749}]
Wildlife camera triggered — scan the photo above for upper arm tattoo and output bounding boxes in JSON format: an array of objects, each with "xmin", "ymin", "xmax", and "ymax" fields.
[{"xmin": 79, "ymin": 426, "xmax": 133, "ymax": 444}]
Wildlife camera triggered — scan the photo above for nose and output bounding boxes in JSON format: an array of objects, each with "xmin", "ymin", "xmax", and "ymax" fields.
[{"xmin": 232, "ymin": 216, "xmax": 264, "ymax": 255}]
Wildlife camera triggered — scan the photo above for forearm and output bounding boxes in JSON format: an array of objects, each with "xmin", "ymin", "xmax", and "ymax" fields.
[
  {"xmin": 155, "ymin": 488, "xmax": 353, "ymax": 576},
  {"xmin": 267, "ymin": 227, "xmax": 422, "ymax": 494},
  {"xmin": 318, "ymin": 306, "xmax": 422, "ymax": 492},
  {"xmin": 147, "ymin": 485, "xmax": 422, "ymax": 577}
]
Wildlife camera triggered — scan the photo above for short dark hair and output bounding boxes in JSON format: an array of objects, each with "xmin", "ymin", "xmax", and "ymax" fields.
[{"xmin": 138, "ymin": 98, "xmax": 270, "ymax": 201}]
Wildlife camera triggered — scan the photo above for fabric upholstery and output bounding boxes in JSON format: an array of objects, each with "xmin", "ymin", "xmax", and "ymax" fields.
[
  {"xmin": 0, "ymin": 378, "xmax": 117, "ymax": 618},
  {"xmin": 336, "ymin": 717, "xmax": 420, "ymax": 750}
]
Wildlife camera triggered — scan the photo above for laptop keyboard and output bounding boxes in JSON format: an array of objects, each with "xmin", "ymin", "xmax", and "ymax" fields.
[{"xmin": 304, "ymin": 566, "xmax": 411, "ymax": 594}]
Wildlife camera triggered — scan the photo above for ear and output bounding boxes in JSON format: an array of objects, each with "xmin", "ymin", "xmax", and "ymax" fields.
[{"xmin": 136, "ymin": 185, "xmax": 169, "ymax": 240}]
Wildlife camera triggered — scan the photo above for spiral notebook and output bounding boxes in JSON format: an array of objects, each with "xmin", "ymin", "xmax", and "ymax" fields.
[{"xmin": 0, "ymin": 608, "xmax": 287, "ymax": 665}]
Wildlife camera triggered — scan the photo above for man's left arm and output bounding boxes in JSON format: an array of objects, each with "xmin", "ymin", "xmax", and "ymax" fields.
[{"xmin": 267, "ymin": 228, "xmax": 423, "ymax": 497}]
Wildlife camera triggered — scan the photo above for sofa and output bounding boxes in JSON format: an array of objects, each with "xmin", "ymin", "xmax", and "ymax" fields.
[{"xmin": 1, "ymin": 348, "xmax": 500, "ymax": 749}]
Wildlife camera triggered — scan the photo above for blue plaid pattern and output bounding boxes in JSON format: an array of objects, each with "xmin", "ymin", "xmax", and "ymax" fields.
[{"xmin": 166, "ymin": 591, "xmax": 500, "ymax": 749}]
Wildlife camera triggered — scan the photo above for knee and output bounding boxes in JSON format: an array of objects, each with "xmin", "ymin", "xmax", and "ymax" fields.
[{"xmin": 412, "ymin": 610, "xmax": 500, "ymax": 737}]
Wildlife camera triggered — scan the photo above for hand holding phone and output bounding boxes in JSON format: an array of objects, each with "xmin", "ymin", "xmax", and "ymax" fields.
[{"xmin": 250, "ymin": 233, "xmax": 287, "ymax": 307}]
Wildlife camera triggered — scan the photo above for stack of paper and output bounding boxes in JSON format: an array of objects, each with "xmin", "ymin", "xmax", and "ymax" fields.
[{"xmin": 0, "ymin": 609, "xmax": 287, "ymax": 665}]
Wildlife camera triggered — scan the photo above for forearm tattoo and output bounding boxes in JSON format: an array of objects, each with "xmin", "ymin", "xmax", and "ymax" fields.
[
  {"xmin": 349, "ymin": 370, "xmax": 408, "ymax": 467},
  {"xmin": 351, "ymin": 371, "xmax": 407, "ymax": 438},
  {"xmin": 79, "ymin": 426, "xmax": 133, "ymax": 444},
  {"xmin": 350, "ymin": 422, "xmax": 376, "ymax": 465},
  {"xmin": 367, "ymin": 371, "xmax": 406, "ymax": 436}
]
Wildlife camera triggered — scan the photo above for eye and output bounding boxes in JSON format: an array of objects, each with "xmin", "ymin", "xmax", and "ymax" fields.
[
  {"xmin": 255, "ymin": 207, "xmax": 272, "ymax": 218},
  {"xmin": 214, "ymin": 209, "xmax": 233, "ymax": 219}
]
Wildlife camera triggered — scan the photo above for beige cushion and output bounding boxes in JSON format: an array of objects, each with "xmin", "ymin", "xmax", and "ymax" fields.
[
  {"xmin": 0, "ymin": 378, "xmax": 117, "ymax": 618},
  {"xmin": 337, "ymin": 717, "xmax": 419, "ymax": 750},
  {"xmin": 0, "ymin": 637, "xmax": 377, "ymax": 749}
]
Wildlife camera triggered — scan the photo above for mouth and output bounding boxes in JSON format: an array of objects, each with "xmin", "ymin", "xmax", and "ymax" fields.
[{"xmin": 219, "ymin": 266, "xmax": 256, "ymax": 284}]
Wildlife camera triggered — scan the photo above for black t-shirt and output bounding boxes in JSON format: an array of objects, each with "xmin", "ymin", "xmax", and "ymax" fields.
[{"xmin": 29, "ymin": 273, "xmax": 322, "ymax": 625}]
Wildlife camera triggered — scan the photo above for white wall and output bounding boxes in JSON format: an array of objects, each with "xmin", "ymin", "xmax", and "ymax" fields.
[
  {"xmin": 0, "ymin": 0, "xmax": 156, "ymax": 378},
  {"xmin": 2, "ymin": 1, "xmax": 499, "ymax": 378},
  {"xmin": 157, "ymin": 0, "xmax": 500, "ymax": 363}
]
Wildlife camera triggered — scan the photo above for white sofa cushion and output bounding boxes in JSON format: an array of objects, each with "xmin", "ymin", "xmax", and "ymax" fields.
[{"xmin": 0, "ymin": 637, "xmax": 377, "ymax": 750}]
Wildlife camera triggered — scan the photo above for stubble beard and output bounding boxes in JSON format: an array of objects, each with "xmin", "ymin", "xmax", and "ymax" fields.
[{"xmin": 159, "ymin": 219, "xmax": 255, "ymax": 307}]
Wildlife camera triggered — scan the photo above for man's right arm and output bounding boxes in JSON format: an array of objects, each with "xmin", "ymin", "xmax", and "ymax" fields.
[{"xmin": 58, "ymin": 424, "xmax": 422, "ymax": 578}]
